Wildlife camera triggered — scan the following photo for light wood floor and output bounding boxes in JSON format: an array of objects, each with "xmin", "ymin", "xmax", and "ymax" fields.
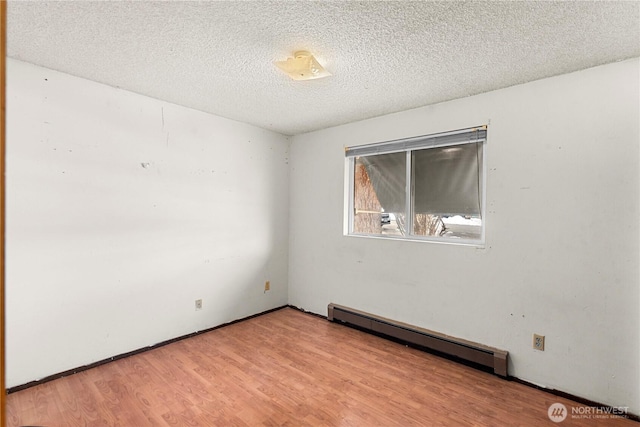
[{"xmin": 6, "ymin": 307, "xmax": 637, "ymax": 426}]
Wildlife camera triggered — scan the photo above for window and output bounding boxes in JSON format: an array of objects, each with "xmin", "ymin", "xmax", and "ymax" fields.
[{"xmin": 345, "ymin": 126, "xmax": 486, "ymax": 244}]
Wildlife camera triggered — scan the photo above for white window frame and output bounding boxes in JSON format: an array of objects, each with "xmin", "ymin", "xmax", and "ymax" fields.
[{"xmin": 344, "ymin": 126, "xmax": 487, "ymax": 246}]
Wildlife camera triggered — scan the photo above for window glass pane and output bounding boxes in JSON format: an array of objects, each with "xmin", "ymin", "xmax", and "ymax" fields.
[
  {"xmin": 353, "ymin": 153, "xmax": 405, "ymax": 235},
  {"xmin": 412, "ymin": 143, "xmax": 482, "ymax": 239}
]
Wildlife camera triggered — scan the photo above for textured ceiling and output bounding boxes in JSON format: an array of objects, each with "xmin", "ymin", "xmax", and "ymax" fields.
[{"xmin": 7, "ymin": 1, "xmax": 640, "ymax": 136}]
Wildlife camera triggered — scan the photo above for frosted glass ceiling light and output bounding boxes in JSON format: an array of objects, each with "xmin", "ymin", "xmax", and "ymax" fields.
[{"xmin": 274, "ymin": 51, "xmax": 331, "ymax": 81}]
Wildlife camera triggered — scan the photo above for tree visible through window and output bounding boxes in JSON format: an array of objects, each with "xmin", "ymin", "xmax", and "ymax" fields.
[
  {"xmin": 347, "ymin": 127, "xmax": 486, "ymax": 244},
  {"xmin": 353, "ymin": 159, "xmax": 383, "ymax": 234}
]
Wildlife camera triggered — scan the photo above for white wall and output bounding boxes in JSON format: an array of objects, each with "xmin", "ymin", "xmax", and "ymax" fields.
[
  {"xmin": 289, "ymin": 58, "xmax": 640, "ymax": 413},
  {"xmin": 6, "ymin": 59, "xmax": 290, "ymax": 387}
]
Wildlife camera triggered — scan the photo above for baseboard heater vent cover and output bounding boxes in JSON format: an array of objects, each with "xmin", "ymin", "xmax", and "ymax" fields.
[{"xmin": 328, "ymin": 303, "xmax": 508, "ymax": 377}]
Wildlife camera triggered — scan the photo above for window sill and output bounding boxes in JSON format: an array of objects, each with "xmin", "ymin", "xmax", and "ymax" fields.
[{"xmin": 344, "ymin": 232, "xmax": 485, "ymax": 248}]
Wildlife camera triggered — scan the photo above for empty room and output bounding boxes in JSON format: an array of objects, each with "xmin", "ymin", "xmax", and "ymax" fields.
[{"xmin": 1, "ymin": 1, "xmax": 639, "ymax": 426}]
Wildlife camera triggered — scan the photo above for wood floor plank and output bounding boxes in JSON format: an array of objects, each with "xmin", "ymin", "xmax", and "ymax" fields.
[{"xmin": 6, "ymin": 307, "xmax": 638, "ymax": 426}]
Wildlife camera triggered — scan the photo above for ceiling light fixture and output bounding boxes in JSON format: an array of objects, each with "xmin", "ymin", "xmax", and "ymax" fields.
[{"xmin": 274, "ymin": 51, "xmax": 331, "ymax": 81}]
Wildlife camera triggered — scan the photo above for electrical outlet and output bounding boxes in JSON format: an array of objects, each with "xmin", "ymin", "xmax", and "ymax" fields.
[
  {"xmin": 533, "ymin": 334, "xmax": 545, "ymax": 351},
  {"xmin": 195, "ymin": 299, "xmax": 203, "ymax": 311},
  {"xmin": 264, "ymin": 281, "xmax": 270, "ymax": 292}
]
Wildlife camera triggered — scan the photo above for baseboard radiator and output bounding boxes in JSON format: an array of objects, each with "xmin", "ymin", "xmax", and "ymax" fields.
[{"xmin": 328, "ymin": 303, "xmax": 508, "ymax": 377}]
